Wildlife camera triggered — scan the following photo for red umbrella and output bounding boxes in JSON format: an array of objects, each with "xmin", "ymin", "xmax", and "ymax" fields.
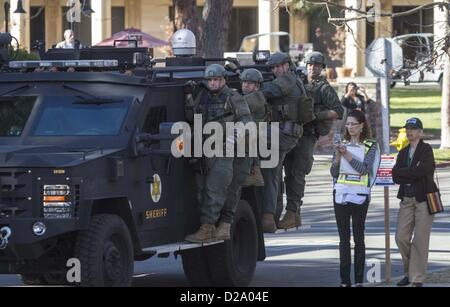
[{"xmin": 95, "ymin": 28, "xmax": 168, "ymax": 48}]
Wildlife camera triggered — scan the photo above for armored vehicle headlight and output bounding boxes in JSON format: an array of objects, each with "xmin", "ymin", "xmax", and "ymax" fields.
[
  {"xmin": 43, "ymin": 185, "xmax": 70, "ymax": 196},
  {"xmin": 32, "ymin": 222, "xmax": 46, "ymax": 236},
  {"xmin": 42, "ymin": 185, "xmax": 73, "ymax": 219}
]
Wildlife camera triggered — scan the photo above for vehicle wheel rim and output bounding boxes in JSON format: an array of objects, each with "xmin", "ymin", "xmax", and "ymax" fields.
[{"xmin": 103, "ymin": 238, "xmax": 124, "ymax": 285}]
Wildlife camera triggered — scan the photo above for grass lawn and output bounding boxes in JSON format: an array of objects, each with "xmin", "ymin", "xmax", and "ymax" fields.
[
  {"xmin": 390, "ymin": 87, "xmax": 449, "ymax": 163},
  {"xmin": 390, "ymin": 87, "xmax": 442, "ymax": 139},
  {"xmin": 434, "ymin": 149, "xmax": 450, "ymax": 164}
]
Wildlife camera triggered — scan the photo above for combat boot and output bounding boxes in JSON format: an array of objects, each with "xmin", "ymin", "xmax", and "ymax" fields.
[
  {"xmin": 185, "ymin": 224, "xmax": 216, "ymax": 243},
  {"xmin": 296, "ymin": 210, "xmax": 302, "ymax": 226},
  {"xmin": 262, "ymin": 213, "xmax": 277, "ymax": 233},
  {"xmin": 278, "ymin": 209, "xmax": 301, "ymax": 229},
  {"xmin": 243, "ymin": 166, "xmax": 265, "ymax": 187},
  {"xmin": 215, "ymin": 222, "xmax": 231, "ymax": 241}
]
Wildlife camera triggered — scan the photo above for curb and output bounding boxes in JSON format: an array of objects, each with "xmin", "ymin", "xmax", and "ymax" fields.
[
  {"xmin": 371, "ymin": 267, "xmax": 450, "ymax": 287},
  {"xmin": 436, "ymin": 162, "xmax": 450, "ymax": 169}
]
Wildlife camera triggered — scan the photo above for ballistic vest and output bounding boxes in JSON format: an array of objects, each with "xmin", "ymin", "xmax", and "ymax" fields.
[
  {"xmin": 244, "ymin": 91, "xmax": 269, "ymax": 123},
  {"xmin": 269, "ymin": 72, "xmax": 303, "ymax": 123},
  {"xmin": 193, "ymin": 86, "xmax": 248, "ymax": 125}
]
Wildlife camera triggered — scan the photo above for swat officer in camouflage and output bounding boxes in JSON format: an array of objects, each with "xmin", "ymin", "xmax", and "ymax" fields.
[
  {"xmin": 260, "ymin": 52, "xmax": 314, "ymax": 233},
  {"xmin": 184, "ymin": 64, "xmax": 252, "ymax": 243},
  {"xmin": 240, "ymin": 69, "xmax": 267, "ymax": 187},
  {"xmin": 280, "ymin": 51, "xmax": 344, "ymax": 229},
  {"xmin": 219, "ymin": 68, "xmax": 268, "ymax": 240}
]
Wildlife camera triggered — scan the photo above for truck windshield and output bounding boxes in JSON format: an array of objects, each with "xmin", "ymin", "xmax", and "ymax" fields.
[
  {"xmin": 33, "ymin": 96, "xmax": 132, "ymax": 136},
  {"xmin": 0, "ymin": 96, "xmax": 36, "ymax": 137}
]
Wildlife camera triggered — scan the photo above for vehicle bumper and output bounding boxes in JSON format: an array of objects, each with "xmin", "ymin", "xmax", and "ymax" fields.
[{"xmin": 0, "ymin": 218, "xmax": 78, "ymax": 261}]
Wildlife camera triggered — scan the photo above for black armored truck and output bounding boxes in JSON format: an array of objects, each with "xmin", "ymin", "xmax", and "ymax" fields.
[{"xmin": 0, "ymin": 33, "xmax": 279, "ymax": 287}]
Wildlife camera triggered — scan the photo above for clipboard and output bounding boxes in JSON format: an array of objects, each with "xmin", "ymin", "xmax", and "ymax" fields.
[{"xmin": 339, "ymin": 144, "xmax": 365, "ymax": 175}]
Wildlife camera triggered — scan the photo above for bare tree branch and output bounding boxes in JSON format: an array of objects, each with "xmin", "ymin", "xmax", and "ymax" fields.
[
  {"xmin": 273, "ymin": 0, "xmax": 450, "ymax": 22},
  {"xmin": 328, "ymin": 2, "xmax": 450, "ymax": 22}
]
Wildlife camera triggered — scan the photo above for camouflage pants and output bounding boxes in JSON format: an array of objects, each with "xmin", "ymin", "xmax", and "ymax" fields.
[
  {"xmin": 260, "ymin": 131, "xmax": 299, "ymax": 214},
  {"xmin": 220, "ymin": 157, "xmax": 253, "ymax": 224},
  {"xmin": 283, "ymin": 134, "xmax": 317, "ymax": 212},
  {"xmin": 196, "ymin": 157, "xmax": 234, "ymax": 225}
]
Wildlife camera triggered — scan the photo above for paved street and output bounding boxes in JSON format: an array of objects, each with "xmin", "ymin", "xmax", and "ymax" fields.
[{"xmin": 1, "ymin": 160, "xmax": 449, "ymax": 287}]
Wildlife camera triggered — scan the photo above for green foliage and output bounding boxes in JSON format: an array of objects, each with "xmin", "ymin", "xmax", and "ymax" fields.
[
  {"xmin": 11, "ymin": 48, "xmax": 40, "ymax": 61},
  {"xmin": 292, "ymin": 0, "xmax": 313, "ymax": 14}
]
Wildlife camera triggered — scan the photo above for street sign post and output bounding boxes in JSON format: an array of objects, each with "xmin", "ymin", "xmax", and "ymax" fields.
[
  {"xmin": 375, "ymin": 154, "xmax": 396, "ymax": 284},
  {"xmin": 366, "ymin": 38, "xmax": 402, "ymax": 285}
]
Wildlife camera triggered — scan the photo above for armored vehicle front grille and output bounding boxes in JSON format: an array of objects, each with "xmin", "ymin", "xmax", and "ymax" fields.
[{"xmin": 0, "ymin": 170, "xmax": 32, "ymax": 218}]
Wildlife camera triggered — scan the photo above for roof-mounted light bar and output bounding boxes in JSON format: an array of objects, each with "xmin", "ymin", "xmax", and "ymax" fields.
[{"xmin": 9, "ymin": 60, "xmax": 119, "ymax": 69}]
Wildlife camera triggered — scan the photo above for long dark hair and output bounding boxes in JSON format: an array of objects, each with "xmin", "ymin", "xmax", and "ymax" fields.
[
  {"xmin": 345, "ymin": 82, "xmax": 357, "ymax": 94},
  {"xmin": 344, "ymin": 109, "xmax": 372, "ymax": 142}
]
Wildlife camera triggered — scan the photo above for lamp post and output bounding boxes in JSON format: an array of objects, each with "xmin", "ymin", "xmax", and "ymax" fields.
[
  {"xmin": 3, "ymin": 0, "xmax": 27, "ymax": 33},
  {"xmin": 4, "ymin": 1, "xmax": 10, "ymax": 33}
]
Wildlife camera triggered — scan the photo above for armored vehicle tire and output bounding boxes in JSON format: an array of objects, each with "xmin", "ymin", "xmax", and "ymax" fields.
[
  {"xmin": 207, "ymin": 200, "xmax": 258, "ymax": 286},
  {"xmin": 74, "ymin": 214, "xmax": 134, "ymax": 287},
  {"xmin": 181, "ymin": 200, "xmax": 258, "ymax": 287},
  {"xmin": 181, "ymin": 247, "xmax": 214, "ymax": 286},
  {"xmin": 21, "ymin": 274, "xmax": 49, "ymax": 286},
  {"xmin": 43, "ymin": 273, "xmax": 70, "ymax": 286}
]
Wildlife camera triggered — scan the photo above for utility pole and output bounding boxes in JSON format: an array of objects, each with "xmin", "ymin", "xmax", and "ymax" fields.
[{"xmin": 4, "ymin": 1, "xmax": 10, "ymax": 33}]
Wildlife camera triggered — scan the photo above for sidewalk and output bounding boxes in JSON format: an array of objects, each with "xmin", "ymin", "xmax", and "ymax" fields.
[
  {"xmin": 425, "ymin": 268, "xmax": 450, "ymax": 286},
  {"xmin": 313, "ymin": 151, "xmax": 450, "ymax": 288},
  {"xmin": 376, "ymin": 268, "xmax": 450, "ymax": 287}
]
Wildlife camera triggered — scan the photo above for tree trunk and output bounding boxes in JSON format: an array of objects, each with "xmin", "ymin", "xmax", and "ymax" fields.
[
  {"xmin": 201, "ymin": 0, "xmax": 234, "ymax": 58},
  {"xmin": 173, "ymin": 0, "xmax": 198, "ymax": 31},
  {"xmin": 173, "ymin": 0, "xmax": 201, "ymax": 54},
  {"xmin": 441, "ymin": 51, "xmax": 450, "ymax": 149}
]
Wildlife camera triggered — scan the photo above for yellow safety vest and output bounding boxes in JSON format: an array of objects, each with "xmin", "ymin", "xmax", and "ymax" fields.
[{"xmin": 336, "ymin": 140, "xmax": 376, "ymax": 189}]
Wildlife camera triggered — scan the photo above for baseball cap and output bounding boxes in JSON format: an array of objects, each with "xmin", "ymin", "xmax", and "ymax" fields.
[{"xmin": 403, "ymin": 117, "xmax": 423, "ymax": 130}]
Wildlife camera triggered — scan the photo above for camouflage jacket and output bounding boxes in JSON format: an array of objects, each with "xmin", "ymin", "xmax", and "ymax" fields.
[
  {"xmin": 261, "ymin": 71, "xmax": 314, "ymax": 124},
  {"xmin": 244, "ymin": 90, "xmax": 269, "ymax": 123},
  {"xmin": 303, "ymin": 76, "xmax": 344, "ymax": 136},
  {"xmin": 185, "ymin": 85, "xmax": 251, "ymax": 127}
]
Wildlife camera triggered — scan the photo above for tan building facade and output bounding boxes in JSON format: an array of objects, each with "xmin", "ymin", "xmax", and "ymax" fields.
[{"xmin": 0, "ymin": 0, "xmax": 445, "ymax": 75}]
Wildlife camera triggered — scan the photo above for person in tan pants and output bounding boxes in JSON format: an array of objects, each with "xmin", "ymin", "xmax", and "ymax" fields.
[
  {"xmin": 395, "ymin": 197, "xmax": 434, "ymax": 286},
  {"xmin": 392, "ymin": 118, "xmax": 437, "ymax": 287}
]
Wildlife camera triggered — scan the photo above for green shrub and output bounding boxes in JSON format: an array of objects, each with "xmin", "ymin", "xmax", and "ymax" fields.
[{"xmin": 11, "ymin": 48, "xmax": 40, "ymax": 61}]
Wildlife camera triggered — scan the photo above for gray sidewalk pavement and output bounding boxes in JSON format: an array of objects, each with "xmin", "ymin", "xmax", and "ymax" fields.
[{"xmin": 376, "ymin": 268, "xmax": 450, "ymax": 287}]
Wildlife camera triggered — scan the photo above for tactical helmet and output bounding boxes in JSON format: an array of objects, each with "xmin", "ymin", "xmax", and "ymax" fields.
[
  {"xmin": 267, "ymin": 52, "xmax": 290, "ymax": 67},
  {"xmin": 305, "ymin": 52, "xmax": 326, "ymax": 67},
  {"xmin": 204, "ymin": 64, "xmax": 227, "ymax": 79},
  {"xmin": 240, "ymin": 68, "xmax": 263, "ymax": 83}
]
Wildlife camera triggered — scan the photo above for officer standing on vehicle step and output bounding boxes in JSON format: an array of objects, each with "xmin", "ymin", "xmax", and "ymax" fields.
[
  {"xmin": 260, "ymin": 52, "xmax": 314, "ymax": 233},
  {"xmin": 184, "ymin": 64, "xmax": 252, "ymax": 243},
  {"xmin": 281, "ymin": 51, "xmax": 344, "ymax": 229},
  {"xmin": 218, "ymin": 68, "xmax": 268, "ymax": 240}
]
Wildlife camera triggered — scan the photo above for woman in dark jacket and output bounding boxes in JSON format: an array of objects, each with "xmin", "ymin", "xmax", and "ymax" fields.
[
  {"xmin": 392, "ymin": 117, "xmax": 437, "ymax": 287},
  {"xmin": 341, "ymin": 82, "xmax": 373, "ymax": 113},
  {"xmin": 339, "ymin": 83, "xmax": 375, "ymax": 134}
]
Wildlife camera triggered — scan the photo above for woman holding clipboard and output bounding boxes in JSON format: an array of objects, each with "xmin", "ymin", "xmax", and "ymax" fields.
[{"xmin": 330, "ymin": 109, "xmax": 380, "ymax": 287}]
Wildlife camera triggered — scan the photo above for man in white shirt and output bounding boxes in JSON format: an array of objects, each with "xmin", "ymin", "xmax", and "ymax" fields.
[{"xmin": 56, "ymin": 29, "xmax": 81, "ymax": 49}]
